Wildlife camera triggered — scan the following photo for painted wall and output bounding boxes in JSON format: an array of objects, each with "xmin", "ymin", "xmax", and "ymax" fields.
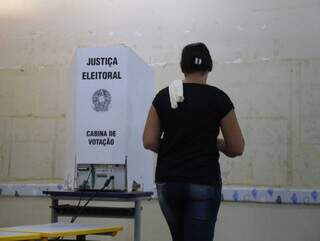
[
  {"xmin": 0, "ymin": 1, "xmax": 320, "ymax": 240},
  {"xmin": 0, "ymin": 0, "xmax": 319, "ymax": 188}
]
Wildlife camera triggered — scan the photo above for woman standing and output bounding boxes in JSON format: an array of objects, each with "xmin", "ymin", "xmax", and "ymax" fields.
[{"xmin": 143, "ymin": 42, "xmax": 245, "ymax": 241}]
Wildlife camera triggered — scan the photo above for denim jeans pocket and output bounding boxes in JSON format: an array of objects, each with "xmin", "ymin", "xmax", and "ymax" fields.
[
  {"xmin": 188, "ymin": 184, "xmax": 221, "ymax": 201},
  {"xmin": 187, "ymin": 184, "xmax": 221, "ymax": 222}
]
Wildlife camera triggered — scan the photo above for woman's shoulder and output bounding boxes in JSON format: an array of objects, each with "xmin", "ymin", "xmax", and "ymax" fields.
[
  {"xmin": 155, "ymin": 86, "xmax": 169, "ymax": 97},
  {"xmin": 153, "ymin": 87, "xmax": 169, "ymax": 105},
  {"xmin": 205, "ymin": 84, "xmax": 230, "ymax": 96}
]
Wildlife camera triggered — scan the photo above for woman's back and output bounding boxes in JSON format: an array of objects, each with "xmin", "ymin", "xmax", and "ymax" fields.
[{"xmin": 153, "ymin": 83, "xmax": 234, "ymax": 186}]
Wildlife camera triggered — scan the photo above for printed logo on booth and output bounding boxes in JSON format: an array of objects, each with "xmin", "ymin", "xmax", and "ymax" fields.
[{"xmin": 92, "ymin": 89, "xmax": 112, "ymax": 112}]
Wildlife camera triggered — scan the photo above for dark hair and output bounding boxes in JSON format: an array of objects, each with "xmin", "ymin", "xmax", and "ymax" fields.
[{"xmin": 180, "ymin": 42, "xmax": 213, "ymax": 74}]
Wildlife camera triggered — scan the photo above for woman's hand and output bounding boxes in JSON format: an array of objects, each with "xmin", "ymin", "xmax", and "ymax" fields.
[{"xmin": 219, "ymin": 110, "xmax": 245, "ymax": 157}]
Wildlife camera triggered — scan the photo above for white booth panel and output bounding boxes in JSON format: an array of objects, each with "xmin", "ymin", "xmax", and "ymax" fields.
[
  {"xmin": 74, "ymin": 47, "xmax": 129, "ymax": 164},
  {"xmin": 69, "ymin": 46, "xmax": 154, "ymax": 191}
]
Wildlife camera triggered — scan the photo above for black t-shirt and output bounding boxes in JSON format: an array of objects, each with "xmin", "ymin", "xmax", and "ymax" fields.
[{"xmin": 152, "ymin": 83, "xmax": 234, "ymax": 186}]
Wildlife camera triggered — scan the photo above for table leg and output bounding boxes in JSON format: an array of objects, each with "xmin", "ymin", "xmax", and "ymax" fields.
[
  {"xmin": 51, "ymin": 198, "xmax": 58, "ymax": 223},
  {"xmin": 134, "ymin": 200, "xmax": 142, "ymax": 241},
  {"xmin": 76, "ymin": 235, "xmax": 86, "ymax": 240}
]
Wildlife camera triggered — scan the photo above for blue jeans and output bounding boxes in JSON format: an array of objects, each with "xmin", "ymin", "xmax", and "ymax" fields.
[{"xmin": 157, "ymin": 182, "xmax": 221, "ymax": 241}]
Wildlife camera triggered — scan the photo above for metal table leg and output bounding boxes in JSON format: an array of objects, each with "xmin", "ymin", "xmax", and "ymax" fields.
[
  {"xmin": 51, "ymin": 199, "xmax": 58, "ymax": 223},
  {"xmin": 76, "ymin": 235, "xmax": 86, "ymax": 240},
  {"xmin": 134, "ymin": 200, "xmax": 142, "ymax": 241}
]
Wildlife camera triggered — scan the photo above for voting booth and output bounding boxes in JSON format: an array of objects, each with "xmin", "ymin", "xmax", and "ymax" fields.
[{"xmin": 67, "ymin": 46, "xmax": 154, "ymax": 192}]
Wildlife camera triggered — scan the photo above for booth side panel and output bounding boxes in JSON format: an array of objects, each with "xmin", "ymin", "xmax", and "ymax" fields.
[{"xmin": 126, "ymin": 51, "xmax": 154, "ymax": 192}]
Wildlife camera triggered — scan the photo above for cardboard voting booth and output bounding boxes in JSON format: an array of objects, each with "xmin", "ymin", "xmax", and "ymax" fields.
[{"xmin": 67, "ymin": 46, "xmax": 154, "ymax": 192}]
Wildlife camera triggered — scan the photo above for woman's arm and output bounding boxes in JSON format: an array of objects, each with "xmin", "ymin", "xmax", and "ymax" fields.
[
  {"xmin": 218, "ymin": 109, "xmax": 245, "ymax": 157},
  {"xmin": 143, "ymin": 106, "xmax": 161, "ymax": 153}
]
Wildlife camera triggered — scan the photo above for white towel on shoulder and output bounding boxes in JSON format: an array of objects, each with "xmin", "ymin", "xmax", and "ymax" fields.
[{"xmin": 169, "ymin": 79, "xmax": 184, "ymax": 109}]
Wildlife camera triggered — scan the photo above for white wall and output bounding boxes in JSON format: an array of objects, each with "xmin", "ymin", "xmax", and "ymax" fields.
[
  {"xmin": 1, "ymin": 0, "xmax": 320, "ymax": 187},
  {"xmin": 0, "ymin": 1, "xmax": 320, "ymax": 240}
]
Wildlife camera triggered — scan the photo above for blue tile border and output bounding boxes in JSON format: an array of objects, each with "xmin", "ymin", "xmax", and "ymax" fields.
[
  {"xmin": 0, "ymin": 183, "xmax": 319, "ymax": 205},
  {"xmin": 221, "ymin": 186, "xmax": 320, "ymax": 204}
]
